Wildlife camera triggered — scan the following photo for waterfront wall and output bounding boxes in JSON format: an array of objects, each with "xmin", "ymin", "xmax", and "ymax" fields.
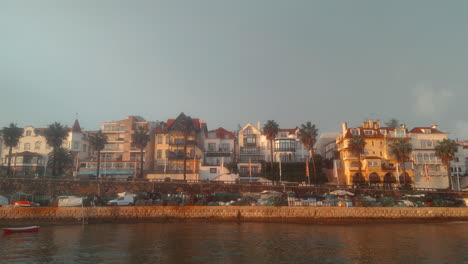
[{"xmin": 1, "ymin": 206, "xmax": 467, "ymax": 224}]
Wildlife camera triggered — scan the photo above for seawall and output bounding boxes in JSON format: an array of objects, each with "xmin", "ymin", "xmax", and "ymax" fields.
[{"xmin": 1, "ymin": 207, "xmax": 467, "ymax": 225}]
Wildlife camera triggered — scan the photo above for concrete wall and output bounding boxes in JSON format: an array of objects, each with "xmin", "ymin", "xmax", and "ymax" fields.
[{"xmin": 0, "ymin": 207, "xmax": 467, "ymax": 224}]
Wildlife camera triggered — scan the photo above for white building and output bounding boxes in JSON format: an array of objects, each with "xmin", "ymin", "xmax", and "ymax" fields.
[
  {"xmin": 452, "ymin": 140, "xmax": 468, "ymax": 190},
  {"xmin": 237, "ymin": 123, "xmax": 263, "ymax": 180},
  {"xmin": 260, "ymin": 128, "xmax": 310, "ymax": 163},
  {"xmin": 0, "ymin": 120, "xmax": 90, "ymax": 176},
  {"xmin": 409, "ymin": 125, "xmax": 449, "ymax": 189},
  {"xmin": 204, "ymin": 127, "xmax": 235, "ymax": 166},
  {"xmin": 316, "ymin": 132, "xmax": 340, "ymax": 159}
]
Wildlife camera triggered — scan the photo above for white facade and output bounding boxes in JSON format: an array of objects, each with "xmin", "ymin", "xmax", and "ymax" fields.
[
  {"xmin": 204, "ymin": 128, "xmax": 235, "ymax": 166},
  {"xmin": 1, "ymin": 120, "xmax": 90, "ymax": 173},
  {"xmin": 260, "ymin": 129, "xmax": 309, "ymax": 163},
  {"xmin": 452, "ymin": 141, "xmax": 468, "ymax": 190},
  {"xmin": 409, "ymin": 126, "xmax": 449, "ymax": 189}
]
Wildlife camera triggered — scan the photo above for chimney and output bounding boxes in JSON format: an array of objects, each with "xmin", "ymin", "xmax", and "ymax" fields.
[
  {"xmin": 431, "ymin": 124, "xmax": 438, "ymax": 129},
  {"xmin": 375, "ymin": 120, "xmax": 381, "ymax": 129},
  {"xmin": 342, "ymin": 122, "xmax": 348, "ymax": 133},
  {"xmin": 257, "ymin": 121, "xmax": 261, "ymax": 131},
  {"xmin": 369, "ymin": 120, "xmax": 374, "ymax": 128}
]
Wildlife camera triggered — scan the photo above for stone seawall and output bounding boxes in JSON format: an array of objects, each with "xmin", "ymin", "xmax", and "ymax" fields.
[{"xmin": 1, "ymin": 207, "xmax": 467, "ymax": 225}]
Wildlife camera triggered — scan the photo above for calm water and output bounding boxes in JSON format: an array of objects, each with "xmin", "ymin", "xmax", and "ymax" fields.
[{"xmin": 1, "ymin": 222, "xmax": 468, "ymax": 264}]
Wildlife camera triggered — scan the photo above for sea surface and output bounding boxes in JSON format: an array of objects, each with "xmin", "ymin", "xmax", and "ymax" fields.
[{"xmin": 1, "ymin": 222, "xmax": 468, "ymax": 264}]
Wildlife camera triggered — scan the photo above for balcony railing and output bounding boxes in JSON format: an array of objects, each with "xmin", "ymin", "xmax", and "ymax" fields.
[
  {"xmin": 274, "ymin": 147, "xmax": 296, "ymax": 152},
  {"xmin": 240, "ymin": 147, "xmax": 260, "ymax": 153},
  {"xmin": 169, "ymin": 140, "xmax": 197, "ymax": 146}
]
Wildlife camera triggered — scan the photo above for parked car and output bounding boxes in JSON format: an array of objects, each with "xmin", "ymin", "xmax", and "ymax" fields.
[{"xmin": 107, "ymin": 195, "xmax": 134, "ymax": 206}]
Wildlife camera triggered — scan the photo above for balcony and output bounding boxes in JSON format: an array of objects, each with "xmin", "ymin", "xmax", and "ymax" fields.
[
  {"xmin": 240, "ymin": 146, "xmax": 260, "ymax": 154},
  {"xmin": 274, "ymin": 147, "xmax": 296, "ymax": 152},
  {"xmin": 169, "ymin": 140, "xmax": 197, "ymax": 146}
]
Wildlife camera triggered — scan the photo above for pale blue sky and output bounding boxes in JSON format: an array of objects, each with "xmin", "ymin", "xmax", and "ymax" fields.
[{"xmin": 1, "ymin": 1, "xmax": 468, "ymax": 138}]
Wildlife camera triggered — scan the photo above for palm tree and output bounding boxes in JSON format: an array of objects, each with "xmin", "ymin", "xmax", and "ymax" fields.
[
  {"xmin": 390, "ymin": 139, "xmax": 413, "ymax": 186},
  {"xmin": 435, "ymin": 138, "xmax": 458, "ymax": 190},
  {"xmin": 47, "ymin": 147, "xmax": 74, "ymax": 176},
  {"xmin": 385, "ymin": 119, "xmax": 400, "ymax": 128},
  {"xmin": 1, "ymin": 123, "xmax": 23, "ymax": 176},
  {"xmin": 348, "ymin": 135, "xmax": 366, "ymax": 184},
  {"xmin": 132, "ymin": 125, "xmax": 149, "ymax": 180},
  {"xmin": 44, "ymin": 122, "xmax": 69, "ymax": 177},
  {"xmin": 297, "ymin": 122, "xmax": 318, "ymax": 184},
  {"xmin": 88, "ymin": 130, "xmax": 107, "ymax": 179},
  {"xmin": 263, "ymin": 120, "xmax": 279, "ymax": 181},
  {"xmin": 169, "ymin": 113, "xmax": 195, "ymax": 181}
]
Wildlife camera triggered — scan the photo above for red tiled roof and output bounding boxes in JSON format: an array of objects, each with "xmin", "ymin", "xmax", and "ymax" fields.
[
  {"xmin": 207, "ymin": 127, "xmax": 235, "ymax": 139},
  {"xmin": 409, "ymin": 127, "xmax": 446, "ymax": 134}
]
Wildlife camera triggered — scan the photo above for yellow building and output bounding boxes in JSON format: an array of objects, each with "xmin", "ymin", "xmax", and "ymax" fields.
[
  {"xmin": 147, "ymin": 113, "xmax": 207, "ymax": 181},
  {"xmin": 336, "ymin": 120, "xmax": 414, "ymax": 186}
]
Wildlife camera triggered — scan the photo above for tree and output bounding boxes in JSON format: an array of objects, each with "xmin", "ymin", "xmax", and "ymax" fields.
[
  {"xmin": 88, "ymin": 130, "xmax": 107, "ymax": 179},
  {"xmin": 47, "ymin": 147, "xmax": 74, "ymax": 176},
  {"xmin": 44, "ymin": 123, "xmax": 69, "ymax": 177},
  {"xmin": 297, "ymin": 122, "xmax": 318, "ymax": 184},
  {"xmin": 390, "ymin": 139, "xmax": 413, "ymax": 186},
  {"xmin": 435, "ymin": 138, "xmax": 458, "ymax": 190},
  {"xmin": 348, "ymin": 135, "xmax": 366, "ymax": 184},
  {"xmin": 1, "ymin": 123, "xmax": 23, "ymax": 176},
  {"xmin": 385, "ymin": 119, "xmax": 400, "ymax": 128},
  {"xmin": 169, "ymin": 113, "xmax": 195, "ymax": 181},
  {"xmin": 263, "ymin": 120, "xmax": 279, "ymax": 181},
  {"xmin": 132, "ymin": 125, "xmax": 149, "ymax": 180}
]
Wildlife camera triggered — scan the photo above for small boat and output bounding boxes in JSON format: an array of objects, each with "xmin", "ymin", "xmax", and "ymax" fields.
[
  {"xmin": 3, "ymin": 226, "xmax": 40, "ymax": 234},
  {"xmin": 12, "ymin": 201, "xmax": 31, "ymax": 207}
]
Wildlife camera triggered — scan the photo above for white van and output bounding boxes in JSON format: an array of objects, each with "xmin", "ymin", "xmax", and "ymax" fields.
[{"xmin": 108, "ymin": 195, "xmax": 134, "ymax": 206}]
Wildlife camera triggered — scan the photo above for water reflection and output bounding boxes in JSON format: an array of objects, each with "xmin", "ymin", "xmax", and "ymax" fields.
[{"xmin": 1, "ymin": 222, "xmax": 468, "ymax": 264}]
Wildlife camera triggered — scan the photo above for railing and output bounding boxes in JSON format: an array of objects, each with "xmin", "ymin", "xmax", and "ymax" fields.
[
  {"xmin": 240, "ymin": 147, "xmax": 260, "ymax": 153},
  {"xmin": 169, "ymin": 140, "xmax": 197, "ymax": 146},
  {"xmin": 274, "ymin": 147, "xmax": 296, "ymax": 152},
  {"xmin": 206, "ymin": 148, "xmax": 232, "ymax": 152}
]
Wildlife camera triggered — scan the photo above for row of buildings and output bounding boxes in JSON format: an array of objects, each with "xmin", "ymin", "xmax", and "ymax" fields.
[{"xmin": 1, "ymin": 115, "xmax": 467, "ymax": 189}]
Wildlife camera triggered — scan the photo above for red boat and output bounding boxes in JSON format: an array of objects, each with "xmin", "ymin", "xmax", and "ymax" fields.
[{"xmin": 3, "ymin": 226, "xmax": 40, "ymax": 233}]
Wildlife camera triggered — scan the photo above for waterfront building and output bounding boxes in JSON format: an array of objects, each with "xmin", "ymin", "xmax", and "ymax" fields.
[
  {"xmin": 409, "ymin": 126, "xmax": 449, "ymax": 189},
  {"xmin": 203, "ymin": 127, "xmax": 235, "ymax": 166},
  {"xmin": 451, "ymin": 140, "xmax": 468, "ymax": 190},
  {"xmin": 237, "ymin": 123, "xmax": 263, "ymax": 181},
  {"xmin": 78, "ymin": 116, "xmax": 158, "ymax": 179},
  {"xmin": 336, "ymin": 120, "xmax": 414, "ymax": 186},
  {"xmin": 316, "ymin": 132, "xmax": 340, "ymax": 160},
  {"xmin": 147, "ymin": 113, "xmax": 207, "ymax": 181},
  {"xmin": 1, "ymin": 120, "xmax": 90, "ymax": 177},
  {"xmin": 260, "ymin": 128, "xmax": 310, "ymax": 163}
]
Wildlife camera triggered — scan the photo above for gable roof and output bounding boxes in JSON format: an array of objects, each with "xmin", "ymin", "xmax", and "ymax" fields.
[
  {"xmin": 239, "ymin": 123, "xmax": 261, "ymax": 134},
  {"xmin": 207, "ymin": 127, "xmax": 235, "ymax": 139},
  {"xmin": 71, "ymin": 119, "xmax": 82, "ymax": 133}
]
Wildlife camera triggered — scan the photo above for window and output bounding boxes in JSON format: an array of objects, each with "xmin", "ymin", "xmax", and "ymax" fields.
[
  {"xmin": 368, "ymin": 161, "xmax": 380, "ymax": 167},
  {"xmin": 73, "ymin": 142, "xmax": 79, "ymax": 150},
  {"xmin": 427, "ymin": 141, "xmax": 433, "ymax": 148},
  {"xmin": 380, "ymin": 130, "xmax": 387, "ymax": 135},
  {"xmin": 430, "ymin": 153, "xmax": 435, "ymax": 161},
  {"xmin": 208, "ymin": 143, "xmax": 216, "ymax": 151},
  {"xmin": 210, "ymin": 168, "xmax": 217, "ymax": 174},
  {"xmin": 25, "ymin": 130, "xmax": 32, "ymax": 136},
  {"xmin": 371, "ymin": 141, "xmax": 375, "ymax": 146},
  {"xmin": 166, "ymin": 136, "xmax": 170, "ymax": 144},
  {"xmin": 364, "ymin": 130, "xmax": 373, "ymax": 135},
  {"xmin": 244, "ymin": 128, "xmax": 253, "ymax": 135},
  {"xmin": 455, "ymin": 157, "xmax": 459, "ymax": 162},
  {"xmin": 279, "ymin": 133, "xmax": 287, "ymax": 137},
  {"xmin": 221, "ymin": 143, "xmax": 230, "ymax": 151},
  {"xmin": 158, "ymin": 136, "xmax": 162, "ymax": 144},
  {"xmin": 24, "ymin": 143, "xmax": 30, "ymax": 150},
  {"xmin": 351, "ymin": 129, "xmax": 359, "ymax": 136},
  {"xmin": 396, "ymin": 129, "xmax": 405, "ymax": 137},
  {"xmin": 424, "ymin": 153, "xmax": 429, "ymax": 161},
  {"xmin": 417, "ymin": 153, "xmax": 423, "ymax": 161},
  {"xmin": 421, "ymin": 141, "xmax": 426, "ymax": 148},
  {"xmin": 35, "ymin": 141, "xmax": 41, "ymax": 149},
  {"xmin": 157, "ymin": 150, "xmax": 162, "ymax": 159},
  {"xmin": 245, "ymin": 137, "xmax": 256, "ymax": 144},
  {"xmin": 423, "ymin": 129, "xmax": 431, "ymax": 134}
]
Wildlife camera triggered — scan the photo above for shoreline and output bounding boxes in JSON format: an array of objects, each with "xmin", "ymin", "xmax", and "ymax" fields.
[{"xmin": 1, "ymin": 206, "xmax": 467, "ymax": 225}]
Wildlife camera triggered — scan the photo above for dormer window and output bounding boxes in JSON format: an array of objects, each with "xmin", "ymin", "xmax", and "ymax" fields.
[
  {"xmin": 423, "ymin": 129, "xmax": 431, "ymax": 134},
  {"xmin": 351, "ymin": 129, "xmax": 359, "ymax": 136},
  {"xmin": 244, "ymin": 128, "xmax": 253, "ymax": 135},
  {"xmin": 25, "ymin": 130, "xmax": 32, "ymax": 136},
  {"xmin": 364, "ymin": 130, "xmax": 373, "ymax": 136},
  {"xmin": 380, "ymin": 130, "xmax": 387, "ymax": 135}
]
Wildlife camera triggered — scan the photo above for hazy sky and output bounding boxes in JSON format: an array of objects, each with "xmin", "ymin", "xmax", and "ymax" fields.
[{"xmin": 2, "ymin": 1, "xmax": 468, "ymax": 138}]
